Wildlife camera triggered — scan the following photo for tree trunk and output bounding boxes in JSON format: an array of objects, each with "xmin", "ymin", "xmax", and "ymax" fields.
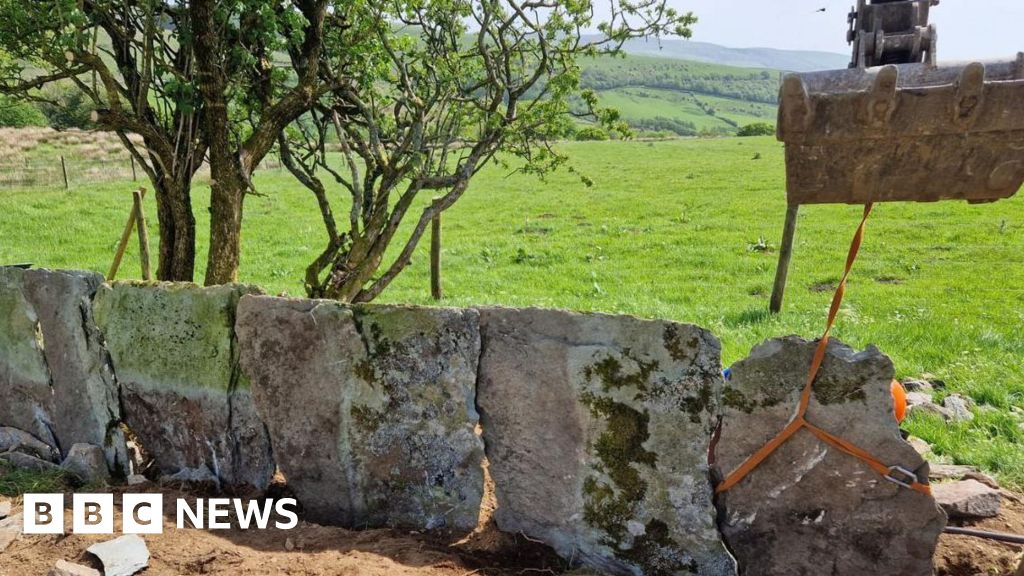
[
  {"xmin": 154, "ymin": 176, "xmax": 196, "ymax": 282},
  {"xmin": 203, "ymin": 163, "xmax": 246, "ymax": 286}
]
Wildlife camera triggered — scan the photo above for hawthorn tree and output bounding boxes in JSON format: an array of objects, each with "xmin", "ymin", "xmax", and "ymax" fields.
[
  {"xmin": 282, "ymin": 0, "xmax": 696, "ymax": 301},
  {"xmin": 0, "ymin": 0, "xmax": 339, "ymax": 284}
]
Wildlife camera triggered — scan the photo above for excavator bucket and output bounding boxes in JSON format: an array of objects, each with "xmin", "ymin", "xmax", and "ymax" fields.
[
  {"xmin": 778, "ymin": 57, "xmax": 1024, "ymax": 204},
  {"xmin": 777, "ymin": 0, "xmax": 1024, "ymax": 205}
]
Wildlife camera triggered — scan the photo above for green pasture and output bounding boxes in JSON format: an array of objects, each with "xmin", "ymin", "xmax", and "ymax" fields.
[{"xmin": 2, "ymin": 136, "xmax": 1022, "ymax": 488}]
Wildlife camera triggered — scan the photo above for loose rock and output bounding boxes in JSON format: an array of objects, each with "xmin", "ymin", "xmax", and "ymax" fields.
[
  {"xmin": 61, "ymin": 443, "xmax": 110, "ymax": 485},
  {"xmin": 714, "ymin": 337, "xmax": 945, "ymax": 576},
  {"xmin": 0, "ymin": 512, "xmax": 23, "ymax": 553},
  {"xmin": 237, "ymin": 297, "xmax": 484, "ymax": 530},
  {"xmin": 0, "ymin": 451, "xmax": 64, "ymax": 474},
  {"xmin": 943, "ymin": 394, "xmax": 975, "ymax": 422},
  {"xmin": 93, "ymin": 282, "xmax": 273, "ymax": 491},
  {"xmin": 477, "ymin": 307, "xmax": 734, "ymax": 576},
  {"xmin": 0, "ymin": 426, "xmax": 59, "ymax": 462},
  {"xmin": 0, "ymin": 500, "xmax": 10, "ymax": 519},
  {"xmin": 932, "ymin": 479, "xmax": 1001, "ymax": 519},
  {"xmin": 86, "ymin": 534, "xmax": 149, "ymax": 576},
  {"xmin": 49, "ymin": 560, "xmax": 101, "ymax": 576},
  {"xmin": 901, "ymin": 378, "xmax": 933, "ymax": 392}
]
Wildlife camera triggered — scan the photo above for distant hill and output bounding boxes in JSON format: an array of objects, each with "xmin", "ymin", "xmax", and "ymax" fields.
[
  {"xmin": 578, "ymin": 54, "xmax": 781, "ymax": 137},
  {"xmin": 583, "ymin": 36, "xmax": 849, "ymax": 73}
]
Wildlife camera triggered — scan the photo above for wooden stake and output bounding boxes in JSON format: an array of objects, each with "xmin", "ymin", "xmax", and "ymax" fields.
[
  {"xmin": 60, "ymin": 155, "xmax": 69, "ymax": 189},
  {"xmin": 430, "ymin": 198, "xmax": 443, "ymax": 301},
  {"xmin": 770, "ymin": 203, "xmax": 801, "ymax": 314},
  {"xmin": 130, "ymin": 156, "xmax": 137, "ymax": 181},
  {"xmin": 133, "ymin": 189, "xmax": 152, "ymax": 281},
  {"xmin": 108, "ymin": 188, "xmax": 147, "ymax": 281}
]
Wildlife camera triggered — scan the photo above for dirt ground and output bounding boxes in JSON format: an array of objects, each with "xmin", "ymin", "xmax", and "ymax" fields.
[{"xmin": 2, "ymin": 484, "xmax": 1022, "ymax": 575}]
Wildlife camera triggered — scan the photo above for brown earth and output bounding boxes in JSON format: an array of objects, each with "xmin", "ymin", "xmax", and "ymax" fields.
[{"xmin": 2, "ymin": 483, "xmax": 1021, "ymax": 575}]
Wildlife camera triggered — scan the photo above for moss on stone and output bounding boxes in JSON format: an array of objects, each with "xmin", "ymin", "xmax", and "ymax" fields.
[
  {"xmin": 582, "ymin": 354, "xmax": 658, "ymax": 394},
  {"xmin": 679, "ymin": 382, "xmax": 714, "ymax": 424},
  {"xmin": 722, "ymin": 386, "xmax": 758, "ymax": 414},
  {"xmin": 812, "ymin": 372, "xmax": 868, "ymax": 405},
  {"xmin": 663, "ymin": 324, "xmax": 701, "ymax": 362}
]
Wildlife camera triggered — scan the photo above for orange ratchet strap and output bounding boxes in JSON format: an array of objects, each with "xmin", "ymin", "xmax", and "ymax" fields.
[{"xmin": 716, "ymin": 203, "xmax": 931, "ymax": 496}]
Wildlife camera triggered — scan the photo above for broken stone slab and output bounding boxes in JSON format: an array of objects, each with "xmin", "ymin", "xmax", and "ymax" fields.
[
  {"xmin": 87, "ymin": 534, "xmax": 149, "ymax": 576},
  {"xmin": 477, "ymin": 307, "xmax": 734, "ymax": 576},
  {"xmin": 22, "ymin": 269, "xmax": 125, "ymax": 472},
  {"xmin": 0, "ymin": 529, "xmax": 16, "ymax": 553},
  {"xmin": 0, "ymin": 500, "xmax": 10, "ymax": 519},
  {"xmin": 0, "ymin": 426, "xmax": 60, "ymax": 462},
  {"xmin": 49, "ymin": 560, "xmax": 101, "ymax": 576},
  {"xmin": 0, "ymin": 451, "xmax": 64, "ymax": 474},
  {"xmin": 0, "ymin": 512, "xmax": 23, "ymax": 553},
  {"xmin": 61, "ymin": 443, "xmax": 110, "ymax": 485},
  {"xmin": 932, "ymin": 479, "xmax": 1001, "ymax": 519},
  {"xmin": 714, "ymin": 337, "xmax": 946, "ymax": 576},
  {"xmin": 93, "ymin": 282, "xmax": 273, "ymax": 492},
  {"xmin": 929, "ymin": 464, "xmax": 999, "ymax": 489},
  {"xmin": 236, "ymin": 296, "xmax": 484, "ymax": 530},
  {"xmin": 0, "ymin": 267, "xmax": 57, "ymax": 449}
]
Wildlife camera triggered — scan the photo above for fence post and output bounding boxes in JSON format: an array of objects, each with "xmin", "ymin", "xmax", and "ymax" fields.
[
  {"xmin": 430, "ymin": 198, "xmax": 442, "ymax": 301},
  {"xmin": 60, "ymin": 155, "xmax": 69, "ymax": 190},
  {"xmin": 769, "ymin": 203, "xmax": 801, "ymax": 314},
  {"xmin": 108, "ymin": 188, "xmax": 147, "ymax": 281},
  {"xmin": 130, "ymin": 156, "xmax": 137, "ymax": 181},
  {"xmin": 133, "ymin": 189, "xmax": 152, "ymax": 281}
]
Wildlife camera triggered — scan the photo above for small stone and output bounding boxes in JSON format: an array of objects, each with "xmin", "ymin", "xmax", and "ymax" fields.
[
  {"xmin": 0, "ymin": 451, "xmax": 64, "ymax": 474},
  {"xmin": 49, "ymin": 559, "xmax": 101, "ymax": 576},
  {"xmin": 0, "ymin": 426, "xmax": 59, "ymax": 462},
  {"xmin": 61, "ymin": 443, "xmax": 110, "ymax": 485},
  {"xmin": 908, "ymin": 402, "xmax": 951, "ymax": 420},
  {"xmin": 929, "ymin": 463, "xmax": 979, "ymax": 481},
  {"xmin": 0, "ymin": 512, "xmax": 23, "ymax": 553},
  {"xmin": 86, "ymin": 534, "xmax": 150, "ymax": 576},
  {"xmin": 943, "ymin": 395, "xmax": 975, "ymax": 422},
  {"xmin": 0, "ymin": 500, "xmax": 10, "ymax": 519},
  {"xmin": 284, "ymin": 537, "xmax": 295, "ymax": 551},
  {"xmin": 159, "ymin": 465, "xmax": 218, "ymax": 489},
  {"xmin": 901, "ymin": 378, "xmax": 933, "ymax": 392},
  {"xmin": 126, "ymin": 474, "xmax": 149, "ymax": 486},
  {"xmin": 904, "ymin": 391, "xmax": 935, "ymax": 407},
  {"xmin": 932, "ymin": 479, "xmax": 1001, "ymax": 519},
  {"xmin": 907, "ymin": 436, "xmax": 931, "ymax": 456}
]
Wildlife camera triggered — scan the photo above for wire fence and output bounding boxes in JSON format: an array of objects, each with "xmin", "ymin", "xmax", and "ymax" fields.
[{"xmin": 0, "ymin": 155, "xmax": 286, "ymax": 190}]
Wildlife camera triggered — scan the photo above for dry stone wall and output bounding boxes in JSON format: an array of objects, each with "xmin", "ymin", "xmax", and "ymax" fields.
[{"xmin": 0, "ymin": 269, "xmax": 948, "ymax": 575}]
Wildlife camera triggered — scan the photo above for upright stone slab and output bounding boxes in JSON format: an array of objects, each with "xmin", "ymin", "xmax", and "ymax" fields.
[
  {"xmin": 477, "ymin": 308, "xmax": 735, "ymax": 576},
  {"xmin": 236, "ymin": 296, "xmax": 483, "ymax": 530},
  {"xmin": 0, "ymin": 267, "xmax": 56, "ymax": 449},
  {"xmin": 713, "ymin": 337, "xmax": 946, "ymax": 576},
  {"xmin": 22, "ymin": 269, "xmax": 124, "ymax": 471},
  {"xmin": 92, "ymin": 282, "xmax": 273, "ymax": 491}
]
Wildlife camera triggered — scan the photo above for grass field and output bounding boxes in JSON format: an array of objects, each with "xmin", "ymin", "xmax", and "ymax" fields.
[{"xmin": 2, "ymin": 136, "xmax": 1022, "ymax": 488}]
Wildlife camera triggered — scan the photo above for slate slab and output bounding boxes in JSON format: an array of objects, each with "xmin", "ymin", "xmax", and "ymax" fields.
[
  {"xmin": 236, "ymin": 296, "xmax": 484, "ymax": 530},
  {"xmin": 477, "ymin": 307, "xmax": 735, "ymax": 576},
  {"xmin": 93, "ymin": 282, "xmax": 273, "ymax": 491}
]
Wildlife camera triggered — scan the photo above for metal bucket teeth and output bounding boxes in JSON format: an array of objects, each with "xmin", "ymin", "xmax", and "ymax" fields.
[{"xmin": 778, "ymin": 57, "xmax": 1024, "ymax": 204}]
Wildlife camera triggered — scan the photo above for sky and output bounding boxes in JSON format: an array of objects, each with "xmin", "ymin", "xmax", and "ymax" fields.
[{"xmin": 656, "ymin": 0, "xmax": 1023, "ymax": 61}]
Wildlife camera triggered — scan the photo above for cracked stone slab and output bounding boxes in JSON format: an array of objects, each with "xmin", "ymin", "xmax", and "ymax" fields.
[
  {"xmin": 22, "ymin": 269, "xmax": 125, "ymax": 472},
  {"xmin": 93, "ymin": 282, "xmax": 273, "ymax": 491},
  {"xmin": 0, "ymin": 267, "xmax": 57, "ymax": 449},
  {"xmin": 714, "ymin": 337, "xmax": 946, "ymax": 576},
  {"xmin": 477, "ymin": 307, "xmax": 735, "ymax": 576},
  {"xmin": 236, "ymin": 296, "xmax": 483, "ymax": 530},
  {"xmin": 87, "ymin": 534, "xmax": 149, "ymax": 576}
]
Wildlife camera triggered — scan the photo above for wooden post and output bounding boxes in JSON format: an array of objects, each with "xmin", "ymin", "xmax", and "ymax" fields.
[
  {"xmin": 60, "ymin": 155, "xmax": 69, "ymax": 190},
  {"xmin": 130, "ymin": 156, "xmax": 137, "ymax": 181},
  {"xmin": 430, "ymin": 198, "xmax": 442, "ymax": 300},
  {"xmin": 108, "ymin": 188, "xmax": 147, "ymax": 281},
  {"xmin": 769, "ymin": 203, "xmax": 800, "ymax": 314},
  {"xmin": 133, "ymin": 189, "xmax": 152, "ymax": 281}
]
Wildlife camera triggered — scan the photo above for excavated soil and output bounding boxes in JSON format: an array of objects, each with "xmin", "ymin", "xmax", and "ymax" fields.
[{"xmin": 2, "ymin": 482, "xmax": 1021, "ymax": 575}]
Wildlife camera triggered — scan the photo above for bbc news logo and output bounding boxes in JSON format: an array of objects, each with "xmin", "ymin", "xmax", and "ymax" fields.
[{"xmin": 23, "ymin": 494, "xmax": 299, "ymax": 534}]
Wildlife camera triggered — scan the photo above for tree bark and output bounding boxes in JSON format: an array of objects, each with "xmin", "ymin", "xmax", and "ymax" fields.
[
  {"xmin": 204, "ymin": 164, "xmax": 247, "ymax": 285},
  {"xmin": 153, "ymin": 176, "xmax": 196, "ymax": 282}
]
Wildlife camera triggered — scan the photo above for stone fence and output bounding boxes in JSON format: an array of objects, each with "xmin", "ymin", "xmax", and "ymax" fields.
[{"xmin": 0, "ymin": 268, "xmax": 946, "ymax": 576}]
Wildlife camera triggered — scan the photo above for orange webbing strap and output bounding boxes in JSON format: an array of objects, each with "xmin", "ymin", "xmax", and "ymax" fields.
[{"xmin": 716, "ymin": 204, "xmax": 931, "ymax": 497}]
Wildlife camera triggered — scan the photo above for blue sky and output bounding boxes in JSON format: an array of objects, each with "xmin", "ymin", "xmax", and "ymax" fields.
[{"xmin": 656, "ymin": 0, "xmax": 1021, "ymax": 61}]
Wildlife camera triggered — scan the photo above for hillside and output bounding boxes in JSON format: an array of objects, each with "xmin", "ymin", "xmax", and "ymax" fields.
[
  {"xmin": 579, "ymin": 54, "xmax": 780, "ymax": 136},
  {"xmin": 584, "ymin": 36, "xmax": 849, "ymax": 72}
]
